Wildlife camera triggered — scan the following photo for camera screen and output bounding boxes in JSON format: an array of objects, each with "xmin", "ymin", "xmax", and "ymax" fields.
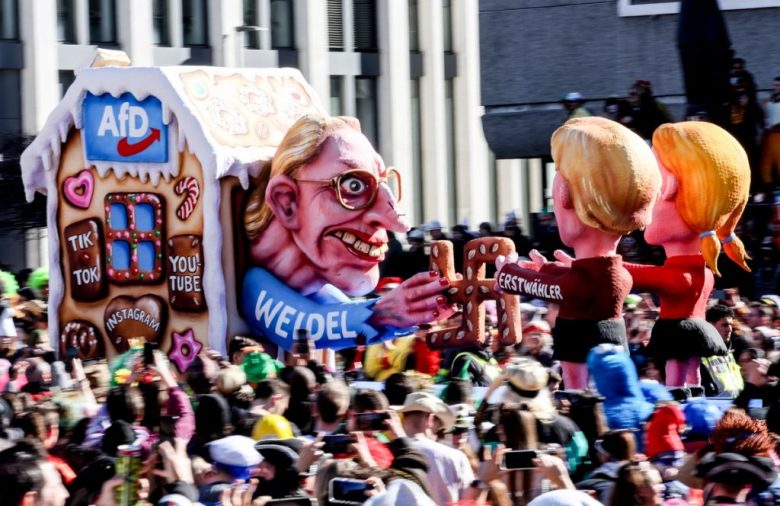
[
  {"xmin": 330, "ymin": 479, "xmax": 370, "ymax": 504},
  {"xmin": 502, "ymin": 450, "xmax": 538, "ymax": 470}
]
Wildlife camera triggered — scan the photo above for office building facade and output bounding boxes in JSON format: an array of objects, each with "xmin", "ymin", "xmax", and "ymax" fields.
[{"xmin": 1, "ymin": 0, "xmax": 550, "ymax": 271}]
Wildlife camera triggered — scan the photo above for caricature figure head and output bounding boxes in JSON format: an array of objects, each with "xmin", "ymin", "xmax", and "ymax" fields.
[
  {"xmin": 650, "ymin": 122, "xmax": 751, "ymax": 276},
  {"xmin": 550, "ymin": 117, "xmax": 660, "ymax": 249},
  {"xmin": 244, "ymin": 114, "xmax": 407, "ymax": 296}
]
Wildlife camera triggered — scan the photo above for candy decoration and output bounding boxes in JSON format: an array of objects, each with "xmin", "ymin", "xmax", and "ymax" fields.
[
  {"xmin": 427, "ymin": 238, "xmax": 522, "ymax": 350},
  {"xmin": 174, "ymin": 177, "xmax": 200, "ymax": 221},
  {"xmin": 63, "ymin": 169, "xmax": 95, "ymax": 209},
  {"xmin": 168, "ymin": 328, "xmax": 202, "ymax": 373},
  {"xmin": 60, "ymin": 320, "xmax": 104, "ymax": 360},
  {"xmin": 104, "ymin": 295, "xmax": 167, "ymax": 353}
]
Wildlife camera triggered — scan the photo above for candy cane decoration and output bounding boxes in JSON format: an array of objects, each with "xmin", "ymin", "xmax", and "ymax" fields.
[{"xmin": 174, "ymin": 176, "xmax": 200, "ymax": 221}]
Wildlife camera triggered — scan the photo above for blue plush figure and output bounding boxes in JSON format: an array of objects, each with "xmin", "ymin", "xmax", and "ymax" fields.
[{"xmin": 587, "ymin": 344, "xmax": 655, "ymax": 432}]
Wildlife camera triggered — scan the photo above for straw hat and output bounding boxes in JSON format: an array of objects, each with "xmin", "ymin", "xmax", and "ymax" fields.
[{"xmin": 398, "ymin": 392, "xmax": 456, "ymax": 431}]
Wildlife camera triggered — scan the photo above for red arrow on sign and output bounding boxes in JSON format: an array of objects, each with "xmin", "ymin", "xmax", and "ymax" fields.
[{"xmin": 116, "ymin": 128, "xmax": 161, "ymax": 157}]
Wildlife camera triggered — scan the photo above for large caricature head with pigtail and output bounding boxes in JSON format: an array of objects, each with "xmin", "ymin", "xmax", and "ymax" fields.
[
  {"xmin": 649, "ymin": 122, "xmax": 751, "ymax": 276},
  {"xmin": 551, "ymin": 117, "xmax": 660, "ymax": 249}
]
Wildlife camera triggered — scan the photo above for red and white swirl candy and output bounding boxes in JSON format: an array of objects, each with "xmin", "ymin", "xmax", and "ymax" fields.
[{"xmin": 174, "ymin": 176, "xmax": 200, "ymax": 221}]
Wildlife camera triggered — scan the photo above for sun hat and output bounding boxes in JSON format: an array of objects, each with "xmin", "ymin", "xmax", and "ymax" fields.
[
  {"xmin": 398, "ymin": 392, "xmax": 456, "ymax": 431},
  {"xmin": 487, "ymin": 357, "xmax": 556, "ymax": 421}
]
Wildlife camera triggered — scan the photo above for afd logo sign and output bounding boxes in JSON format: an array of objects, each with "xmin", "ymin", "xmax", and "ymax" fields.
[{"xmin": 83, "ymin": 93, "xmax": 168, "ymax": 163}]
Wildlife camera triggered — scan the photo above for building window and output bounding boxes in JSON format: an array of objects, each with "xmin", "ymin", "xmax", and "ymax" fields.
[
  {"xmin": 89, "ymin": 0, "xmax": 117, "ymax": 44},
  {"xmin": 410, "ymin": 78, "xmax": 423, "ymax": 222},
  {"xmin": 105, "ymin": 193, "xmax": 165, "ymax": 284},
  {"xmin": 330, "ymin": 76, "xmax": 344, "ymax": 116},
  {"xmin": 57, "ymin": 0, "xmax": 76, "ymax": 43},
  {"xmin": 408, "ymin": 0, "xmax": 419, "ymax": 51},
  {"xmin": 183, "ymin": 0, "xmax": 208, "ymax": 46},
  {"xmin": 153, "ymin": 0, "xmax": 170, "ymax": 46},
  {"xmin": 270, "ymin": 0, "xmax": 294, "ymax": 49},
  {"xmin": 243, "ymin": 0, "xmax": 261, "ymax": 49},
  {"xmin": 353, "ymin": 0, "xmax": 377, "ymax": 51},
  {"xmin": 445, "ymin": 79, "xmax": 456, "ymax": 224},
  {"xmin": 0, "ymin": 0, "xmax": 18, "ymax": 40},
  {"xmin": 442, "ymin": 0, "xmax": 453, "ymax": 52},
  {"xmin": 355, "ymin": 77, "xmax": 378, "ymax": 147},
  {"xmin": 327, "ymin": 0, "xmax": 344, "ymax": 51},
  {"xmin": 59, "ymin": 71, "xmax": 75, "ymax": 99}
]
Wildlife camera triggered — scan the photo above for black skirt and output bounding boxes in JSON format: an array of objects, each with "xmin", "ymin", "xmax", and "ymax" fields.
[
  {"xmin": 645, "ymin": 318, "xmax": 727, "ymax": 361},
  {"xmin": 552, "ymin": 318, "xmax": 627, "ymax": 363}
]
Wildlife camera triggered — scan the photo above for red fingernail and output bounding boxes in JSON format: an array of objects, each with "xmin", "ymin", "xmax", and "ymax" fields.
[
  {"xmin": 430, "ymin": 270, "xmax": 438, "ymax": 277},
  {"xmin": 439, "ymin": 278, "xmax": 449, "ymax": 286},
  {"xmin": 433, "ymin": 310, "xmax": 440, "ymax": 318},
  {"xmin": 436, "ymin": 296, "xmax": 446, "ymax": 305}
]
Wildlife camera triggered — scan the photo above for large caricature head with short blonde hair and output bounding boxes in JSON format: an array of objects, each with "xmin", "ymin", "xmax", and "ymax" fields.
[
  {"xmin": 550, "ymin": 117, "xmax": 661, "ymax": 246},
  {"xmin": 244, "ymin": 114, "xmax": 408, "ymax": 296}
]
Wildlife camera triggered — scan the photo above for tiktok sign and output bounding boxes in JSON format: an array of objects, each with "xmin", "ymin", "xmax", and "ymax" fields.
[{"xmin": 83, "ymin": 92, "xmax": 168, "ymax": 163}]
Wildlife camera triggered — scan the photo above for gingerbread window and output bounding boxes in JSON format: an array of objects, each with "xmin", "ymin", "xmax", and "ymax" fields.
[{"xmin": 104, "ymin": 193, "xmax": 165, "ymax": 284}]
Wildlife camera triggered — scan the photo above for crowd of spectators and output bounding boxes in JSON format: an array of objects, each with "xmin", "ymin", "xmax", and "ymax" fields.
[{"xmin": 0, "ymin": 209, "xmax": 778, "ymax": 506}]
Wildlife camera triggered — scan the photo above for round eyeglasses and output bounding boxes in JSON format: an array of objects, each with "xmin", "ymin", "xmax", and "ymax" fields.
[{"xmin": 296, "ymin": 167, "xmax": 402, "ymax": 211}]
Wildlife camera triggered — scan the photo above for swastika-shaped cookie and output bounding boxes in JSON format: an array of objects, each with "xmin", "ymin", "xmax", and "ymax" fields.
[{"xmin": 426, "ymin": 238, "xmax": 522, "ymax": 349}]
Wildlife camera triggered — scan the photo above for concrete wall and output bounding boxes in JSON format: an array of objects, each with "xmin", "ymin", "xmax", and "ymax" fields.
[{"xmin": 479, "ymin": 0, "xmax": 780, "ymax": 158}]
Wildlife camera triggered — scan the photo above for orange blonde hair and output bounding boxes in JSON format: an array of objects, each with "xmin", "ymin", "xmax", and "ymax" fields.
[
  {"xmin": 551, "ymin": 117, "xmax": 661, "ymax": 235},
  {"xmin": 652, "ymin": 122, "xmax": 751, "ymax": 276}
]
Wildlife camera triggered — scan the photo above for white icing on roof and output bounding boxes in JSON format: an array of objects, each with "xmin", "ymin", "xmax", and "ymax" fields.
[{"xmin": 21, "ymin": 66, "xmax": 326, "ymax": 201}]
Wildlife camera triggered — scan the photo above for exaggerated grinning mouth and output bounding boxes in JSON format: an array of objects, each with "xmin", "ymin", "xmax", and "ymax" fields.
[{"xmin": 331, "ymin": 230, "xmax": 389, "ymax": 260}]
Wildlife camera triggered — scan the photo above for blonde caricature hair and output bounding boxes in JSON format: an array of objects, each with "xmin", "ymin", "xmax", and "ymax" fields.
[
  {"xmin": 551, "ymin": 117, "xmax": 661, "ymax": 235},
  {"xmin": 652, "ymin": 121, "xmax": 751, "ymax": 276},
  {"xmin": 244, "ymin": 114, "xmax": 362, "ymax": 241}
]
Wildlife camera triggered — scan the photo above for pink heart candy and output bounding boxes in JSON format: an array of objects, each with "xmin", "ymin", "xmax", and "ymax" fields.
[{"xmin": 63, "ymin": 170, "xmax": 94, "ymax": 209}]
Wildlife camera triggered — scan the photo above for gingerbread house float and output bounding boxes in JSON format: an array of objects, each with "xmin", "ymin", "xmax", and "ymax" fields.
[{"xmin": 21, "ymin": 54, "xmax": 326, "ymax": 364}]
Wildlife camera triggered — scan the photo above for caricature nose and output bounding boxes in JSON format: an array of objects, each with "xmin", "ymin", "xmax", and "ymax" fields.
[{"xmin": 365, "ymin": 183, "xmax": 408, "ymax": 233}]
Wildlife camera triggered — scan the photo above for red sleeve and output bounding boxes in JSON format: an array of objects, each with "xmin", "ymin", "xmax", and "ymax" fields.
[
  {"xmin": 165, "ymin": 387, "xmax": 195, "ymax": 441},
  {"xmin": 624, "ymin": 263, "xmax": 683, "ymax": 294}
]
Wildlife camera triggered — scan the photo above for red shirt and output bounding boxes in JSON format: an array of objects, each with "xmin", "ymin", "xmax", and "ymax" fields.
[
  {"xmin": 412, "ymin": 338, "xmax": 441, "ymax": 376},
  {"xmin": 498, "ymin": 256, "xmax": 631, "ymax": 321},
  {"xmin": 625, "ymin": 255, "xmax": 712, "ymax": 319}
]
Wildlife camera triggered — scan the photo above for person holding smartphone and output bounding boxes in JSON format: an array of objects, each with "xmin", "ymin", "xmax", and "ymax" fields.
[{"xmin": 347, "ymin": 389, "xmax": 393, "ymax": 468}]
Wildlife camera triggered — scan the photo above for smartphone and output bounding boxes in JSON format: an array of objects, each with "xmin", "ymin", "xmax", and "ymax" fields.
[
  {"xmin": 143, "ymin": 341, "xmax": 157, "ymax": 366},
  {"xmin": 296, "ymin": 329, "xmax": 310, "ymax": 355},
  {"xmin": 322, "ymin": 434, "xmax": 356, "ymax": 456},
  {"xmin": 354, "ymin": 412, "xmax": 389, "ymax": 432},
  {"xmin": 159, "ymin": 415, "xmax": 179, "ymax": 445},
  {"xmin": 266, "ymin": 497, "xmax": 318, "ymax": 505},
  {"xmin": 329, "ymin": 478, "xmax": 373, "ymax": 504},
  {"xmin": 501, "ymin": 450, "xmax": 538, "ymax": 470}
]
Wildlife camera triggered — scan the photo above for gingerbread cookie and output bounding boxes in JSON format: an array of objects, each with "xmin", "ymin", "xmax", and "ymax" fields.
[
  {"xmin": 64, "ymin": 218, "xmax": 107, "ymax": 301},
  {"xmin": 167, "ymin": 235, "xmax": 206, "ymax": 312},
  {"xmin": 427, "ymin": 238, "xmax": 522, "ymax": 349},
  {"xmin": 104, "ymin": 294, "xmax": 167, "ymax": 353},
  {"xmin": 60, "ymin": 320, "xmax": 104, "ymax": 360}
]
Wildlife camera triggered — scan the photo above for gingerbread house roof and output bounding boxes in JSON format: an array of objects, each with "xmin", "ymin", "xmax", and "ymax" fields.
[{"xmin": 21, "ymin": 65, "xmax": 326, "ymax": 201}]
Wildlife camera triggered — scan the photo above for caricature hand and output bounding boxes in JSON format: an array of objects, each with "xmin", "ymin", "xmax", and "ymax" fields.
[
  {"xmin": 552, "ymin": 249, "xmax": 574, "ymax": 267},
  {"xmin": 495, "ymin": 252, "xmax": 519, "ymax": 272},
  {"xmin": 371, "ymin": 271, "xmax": 455, "ymax": 327}
]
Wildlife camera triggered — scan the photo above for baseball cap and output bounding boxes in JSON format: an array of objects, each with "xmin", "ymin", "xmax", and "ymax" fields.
[
  {"xmin": 563, "ymin": 92, "xmax": 584, "ymax": 102},
  {"xmin": 208, "ymin": 435, "xmax": 263, "ymax": 480}
]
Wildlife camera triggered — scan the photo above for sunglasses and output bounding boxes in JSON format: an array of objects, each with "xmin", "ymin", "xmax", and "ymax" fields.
[{"xmin": 296, "ymin": 167, "xmax": 402, "ymax": 211}]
